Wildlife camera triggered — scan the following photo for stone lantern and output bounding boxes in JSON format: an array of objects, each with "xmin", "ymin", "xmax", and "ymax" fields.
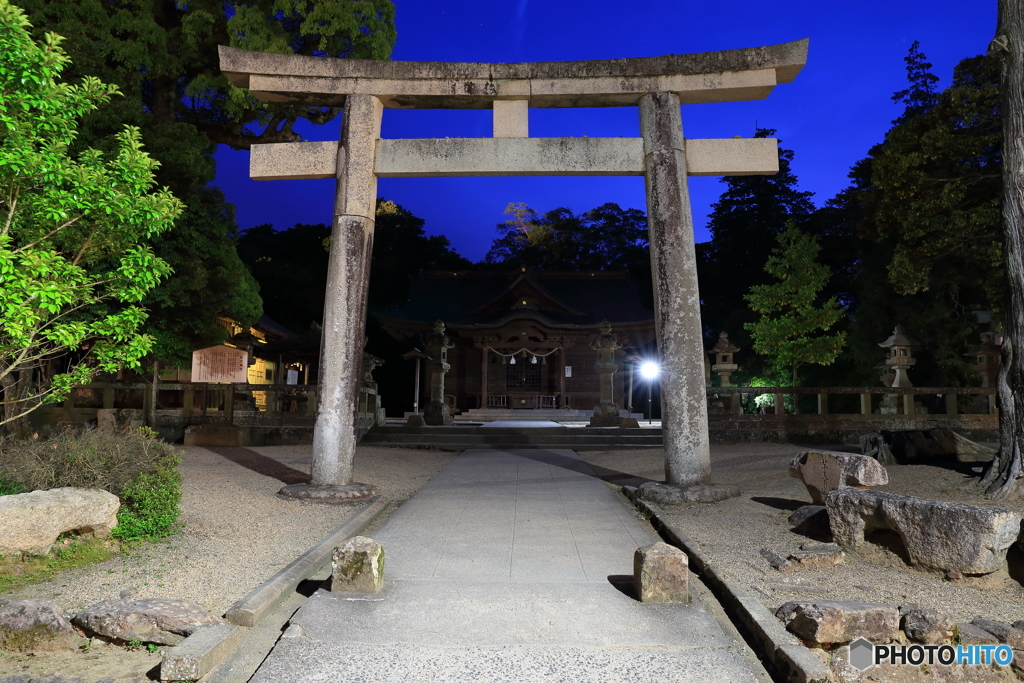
[
  {"xmin": 423, "ymin": 320, "xmax": 455, "ymax": 425},
  {"xmin": 588, "ymin": 320, "xmax": 624, "ymax": 427},
  {"xmin": 965, "ymin": 332, "xmax": 1003, "ymax": 388},
  {"xmin": 708, "ymin": 332, "xmax": 740, "ymax": 387},
  {"xmin": 879, "ymin": 325, "xmax": 917, "ymax": 388}
]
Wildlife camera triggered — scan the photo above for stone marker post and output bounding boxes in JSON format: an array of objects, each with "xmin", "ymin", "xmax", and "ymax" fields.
[
  {"xmin": 639, "ymin": 92, "xmax": 711, "ymax": 487},
  {"xmin": 423, "ymin": 320, "xmax": 454, "ymax": 425},
  {"xmin": 280, "ymin": 94, "xmax": 382, "ymax": 502},
  {"xmin": 589, "ymin": 320, "xmax": 624, "ymax": 427}
]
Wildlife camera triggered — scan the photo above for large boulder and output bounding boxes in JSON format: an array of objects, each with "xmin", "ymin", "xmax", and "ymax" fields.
[
  {"xmin": 775, "ymin": 600, "xmax": 899, "ymax": 645},
  {"xmin": 825, "ymin": 488, "xmax": 1022, "ymax": 575},
  {"xmin": 789, "ymin": 450, "xmax": 889, "ymax": 505},
  {"xmin": 73, "ymin": 598, "xmax": 225, "ymax": 646},
  {"xmin": 0, "ymin": 599, "xmax": 80, "ymax": 652},
  {"xmin": 0, "ymin": 488, "xmax": 119, "ymax": 556}
]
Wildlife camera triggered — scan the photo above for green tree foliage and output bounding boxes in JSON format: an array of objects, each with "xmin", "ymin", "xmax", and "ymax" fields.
[
  {"xmin": 371, "ymin": 199, "xmax": 472, "ymax": 311},
  {"xmin": 744, "ymin": 227, "xmax": 847, "ymax": 386},
  {"xmin": 236, "ymin": 199, "xmax": 469, "ymax": 331},
  {"xmin": 0, "ymin": 1, "xmax": 182, "ymax": 427},
  {"xmin": 698, "ymin": 130, "xmax": 816, "ymax": 347},
  {"xmin": 18, "ymin": 0, "xmax": 397, "ymax": 362},
  {"xmin": 814, "ymin": 45, "xmax": 1002, "ymax": 388},
  {"xmin": 483, "ymin": 201, "xmax": 653, "ymax": 305}
]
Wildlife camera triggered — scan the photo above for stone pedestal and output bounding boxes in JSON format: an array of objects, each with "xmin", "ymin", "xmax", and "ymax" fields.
[
  {"xmin": 589, "ymin": 321, "xmax": 624, "ymax": 427},
  {"xmin": 423, "ymin": 320, "xmax": 454, "ymax": 426},
  {"xmin": 639, "ymin": 92, "xmax": 710, "ymax": 486}
]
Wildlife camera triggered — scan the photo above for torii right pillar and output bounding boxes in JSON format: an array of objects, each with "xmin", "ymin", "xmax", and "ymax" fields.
[{"xmin": 640, "ymin": 92, "xmax": 710, "ymax": 487}]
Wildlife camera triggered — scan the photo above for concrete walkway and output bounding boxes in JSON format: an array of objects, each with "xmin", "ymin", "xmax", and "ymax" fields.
[{"xmin": 250, "ymin": 449, "xmax": 759, "ymax": 682}]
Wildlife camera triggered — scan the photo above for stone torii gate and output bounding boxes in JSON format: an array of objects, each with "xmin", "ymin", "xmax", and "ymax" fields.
[{"xmin": 219, "ymin": 39, "xmax": 808, "ymax": 502}]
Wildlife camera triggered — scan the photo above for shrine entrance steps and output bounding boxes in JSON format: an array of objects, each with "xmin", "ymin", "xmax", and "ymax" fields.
[{"xmin": 360, "ymin": 424, "xmax": 663, "ymax": 451}]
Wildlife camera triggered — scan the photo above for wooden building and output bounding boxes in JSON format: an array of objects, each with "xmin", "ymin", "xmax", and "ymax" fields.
[{"xmin": 376, "ymin": 269, "xmax": 656, "ymax": 413}]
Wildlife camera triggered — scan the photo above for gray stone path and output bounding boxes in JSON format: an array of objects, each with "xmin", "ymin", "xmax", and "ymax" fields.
[{"xmin": 250, "ymin": 449, "xmax": 759, "ymax": 682}]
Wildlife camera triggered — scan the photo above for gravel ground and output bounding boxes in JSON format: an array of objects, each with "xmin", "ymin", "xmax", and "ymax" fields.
[
  {"xmin": 579, "ymin": 443, "xmax": 1024, "ymax": 625},
  {"xmin": 0, "ymin": 444, "xmax": 455, "ymax": 681}
]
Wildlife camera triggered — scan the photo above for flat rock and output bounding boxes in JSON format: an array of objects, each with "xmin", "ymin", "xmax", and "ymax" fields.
[
  {"xmin": 787, "ymin": 549, "xmax": 844, "ymax": 567},
  {"xmin": 331, "ymin": 536, "xmax": 384, "ymax": 594},
  {"xmin": 788, "ymin": 505, "xmax": 831, "ymax": 538},
  {"xmin": 0, "ymin": 488, "xmax": 119, "ymax": 556},
  {"xmin": 957, "ymin": 622, "xmax": 1000, "ymax": 645},
  {"xmin": 633, "ymin": 542, "xmax": 688, "ymax": 603},
  {"xmin": 73, "ymin": 598, "xmax": 224, "ymax": 646},
  {"xmin": 971, "ymin": 618, "xmax": 1024, "ymax": 649},
  {"xmin": 775, "ymin": 600, "xmax": 899, "ymax": 645},
  {"xmin": 0, "ymin": 599, "xmax": 79, "ymax": 652},
  {"xmin": 900, "ymin": 607, "xmax": 954, "ymax": 645},
  {"xmin": 825, "ymin": 488, "xmax": 1021, "ymax": 575},
  {"xmin": 759, "ymin": 547, "xmax": 791, "ymax": 571},
  {"xmin": 789, "ymin": 450, "xmax": 888, "ymax": 505},
  {"xmin": 636, "ymin": 482, "xmax": 740, "ymax": 505}
]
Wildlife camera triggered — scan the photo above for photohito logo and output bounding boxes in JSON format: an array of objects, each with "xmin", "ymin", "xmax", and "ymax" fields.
[{"xmin": 848, "ymin": 637, "xmax": 1015, "ymax": 671}]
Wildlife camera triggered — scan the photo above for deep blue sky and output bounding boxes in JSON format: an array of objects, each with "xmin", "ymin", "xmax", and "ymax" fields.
[{"xmin": 214, "ymin": 0, "xmax": 996, "ymax": 263}]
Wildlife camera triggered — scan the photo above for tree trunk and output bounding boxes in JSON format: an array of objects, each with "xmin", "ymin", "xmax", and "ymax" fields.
[{"xmin": 984, "ymin": 0, "xmax": 1024, "ymax": 500}]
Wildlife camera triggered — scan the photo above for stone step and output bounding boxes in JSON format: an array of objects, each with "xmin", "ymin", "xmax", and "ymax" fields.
[
  {"xmin": 361, "ymin": 425, "xmax": 664, "ymax": 450},
  {"xmin": 359, "ymin": 442, "xmax": 664, "ymax": 452}
]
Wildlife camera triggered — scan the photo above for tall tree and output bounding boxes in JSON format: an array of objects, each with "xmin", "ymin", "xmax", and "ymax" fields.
[
  {"xmin": 483, "ymin": 202, "xmax": 653, "ymax": 305},
  {"xmin": 236, "ymin": 199, "xmax": 469, "ymax": 331},
  {"xmin": 698, "ymin": 129, "xmax": 816, "ymax": 350},
  {"xmin": 982, "ymin": 0, "xmax": 1024, "ymax": 501},
  {"xmin": 830, "ymin": 45, "xmax": 1004, "ymax": 389},
  {"xmin": 18, "ymin": 0, "xmax": 397, "ymax": 363},
  {"xmin": 0, "ymin": 0, "xmax": 182, "ymax": 429},
  {"xmin": 744, "ymin": 227, "xmax": 847, "ymax": 386}
]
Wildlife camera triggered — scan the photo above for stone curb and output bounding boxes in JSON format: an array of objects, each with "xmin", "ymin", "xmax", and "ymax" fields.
[
  {"xmin": 623, "ymin": 486, "xmax": 833, "ymax": 683},
  {"xmin": 160, "ymin": 623, "xmax": 241, "ymax": 681},
  {"xmin": 223, "ymin": 494, "xmax": 390, "ymax": 627}
]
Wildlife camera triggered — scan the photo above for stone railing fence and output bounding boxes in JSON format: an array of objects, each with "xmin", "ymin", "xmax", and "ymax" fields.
[{"xmin": 706, "ymin": 385, "xmax": 997, "ymax": 417}]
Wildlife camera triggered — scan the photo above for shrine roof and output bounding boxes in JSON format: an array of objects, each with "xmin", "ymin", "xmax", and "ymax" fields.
[{"xmin": 375, "ymin": 269, "xmax": 653, "ymax": 329}]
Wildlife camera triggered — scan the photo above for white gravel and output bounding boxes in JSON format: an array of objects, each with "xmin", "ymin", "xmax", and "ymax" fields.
[
  {"xmin": 4, "ymin": 444, "xmax": 456, "ymax": 617},
  {"xmin": 580, "ymin": 443, "xmax": 1024, "ymax": 625}
]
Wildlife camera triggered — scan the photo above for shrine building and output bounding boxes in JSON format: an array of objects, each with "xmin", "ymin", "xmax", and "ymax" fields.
[{"xmin": 376, "ymin": 268, "xmax": 656, "ymax": 415}]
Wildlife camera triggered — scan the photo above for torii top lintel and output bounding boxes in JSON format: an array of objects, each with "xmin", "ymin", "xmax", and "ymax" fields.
[{"xmin": 218, "ymin": 39, "xmax": 808, "ymax": 109}]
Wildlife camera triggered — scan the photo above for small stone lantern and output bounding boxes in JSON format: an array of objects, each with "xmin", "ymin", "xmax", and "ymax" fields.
[
  {"xmin": 879, "ymin": 325, "xmax": 918, "ymax": 388},
  {"xmin": 965, "ymin": 332, "xmax": 1003, "ymax": 388},
  {"xmin": 709, "ymin": 332, "xmax": 740, "ymax": 387}
]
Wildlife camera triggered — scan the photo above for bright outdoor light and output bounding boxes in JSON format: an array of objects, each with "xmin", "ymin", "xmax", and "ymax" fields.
[{"xmin": 640, "ymin": 361, "xmax": 660, "ymax": 380}]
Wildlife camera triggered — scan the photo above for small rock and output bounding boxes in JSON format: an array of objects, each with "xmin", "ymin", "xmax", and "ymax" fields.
[
  {"xmin": 73, "ymin": 598, "xmax": 224, "ymax": 646},
  {"xmin": 788, "ymin": 506, "xmax": 831, "ymax": 538},
  {"xmin": 633, "ymin": 542, "xmax": 689, "ymax": 603},
  {"xmin": 775, "ymin": 601, "xmax": 899, "ymax": 645},
  {"xmin": 331, "ymin": 536, "xmax": 384, "ymax": 594},
  {"xmin": 799, "ymin": 542, "xmax": 840, "ymax": 552},
  {"xmin": 759, "ymin": 547, "xmax": 791, "ymax": 571},
  {"xmin": 1013, "ymin": 620, "xmax": 1024, "ymax": 631},
  {"xmin": 405, "ymin": 414, "xmax": 425, "ymax": 427},
  {"xmin": 787, "ymin": 549, "xmax": 844, "ymax": 567},
  {"xmin": 0, "ymin": 599, "xmax": 80, "ymax": 652},
  {"xmin": 789, "ymin": 450, "xmax": 888, "ymax": 504},
  {"xmin": 900, "ymin": 607, "xmax": 954, "ymax": 645},
  {"xmin": 957, "ymin": 622, "xmax": 1000, "ymax": 645},
  {"xmin": 971, "ymin": 618, "xmax": 1024, "ymax": 649}
]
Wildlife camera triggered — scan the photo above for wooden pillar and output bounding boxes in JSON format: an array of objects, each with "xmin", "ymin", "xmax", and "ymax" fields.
[
  {"xmin": 413, "ymin": 358, "xmax": 421, "ymax": 413},
  {"xmin": 774, "ymin": 393, "xmax": 784, "ymax": 415},
  {"xmin": 860, "ymin": 393, "xmax": 872, "ymax": 415},
  {"xmin": 904, "ymin": 393, "xmax": 916, "ymax": 416},
  {"xmin": 640, "ymin": 92, "xmax": 710, "ymax": 486},
  {"xmin": 183, "ymin": 387, "xmax": 194, "ymax": 418},
  {"xmin": 311, "ymin": 94, "xmax": 382, "ymax": 487},
  {"xmin": 945, "ymin": 393, "xmax": 958, "ymax": 415},
  {"xmin": 817, "ymin": 393, "xmax": 828, "ymax": 415},
  {"xmin": 559, "ymin": 347, "xmax": 567, "ymax": 408},
  {"xmin": 480, "ymin": 348, "xmax": 488, "ymax": 411}
]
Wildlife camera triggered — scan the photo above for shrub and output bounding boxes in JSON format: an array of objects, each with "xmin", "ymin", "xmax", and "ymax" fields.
[{"xmin": 0, "ymin": 427, "xmax": 182, "ymax": 543}]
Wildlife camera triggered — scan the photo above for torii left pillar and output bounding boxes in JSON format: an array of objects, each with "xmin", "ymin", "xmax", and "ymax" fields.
[{"xmin": 278, "ymin": 94, "xmax": 382, "ymax": 503}]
